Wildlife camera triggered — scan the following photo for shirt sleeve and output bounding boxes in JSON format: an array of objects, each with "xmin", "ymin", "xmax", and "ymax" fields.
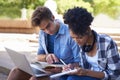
[
  {"xmin": 69, "ymin": 36, "xmax": 80, "ymax": 63},
  {"xmin": 102, "ymin": 71, "xmax": 108, "ymax": 80},
  {"xmin": 37, "ymin": 31, "xmax": 45, "ymax": 55},
  {"xmin": 104, "ymin": 40, "xmax": 120, "ymax": 80}
]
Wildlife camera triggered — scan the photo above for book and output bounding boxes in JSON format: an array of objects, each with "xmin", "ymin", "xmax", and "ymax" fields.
[
  {"xmin": 31, "ymin": 61, "xmax": 64, "ymax": 74},
  {"xmin": 50, "ymin": 69, "xmax": 78, "ymax": 78},
  {"xmin": 31, "ymin": 61, "xmax": 78, "ymax": 78},
  {"xmin": 32, "ymin": 61, "xmax": 64, "ymax": 69}
]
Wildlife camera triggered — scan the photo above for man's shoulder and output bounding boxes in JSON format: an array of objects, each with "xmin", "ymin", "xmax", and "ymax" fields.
[
  {"xmin": 38, "ymin": 30, "xmax": 47, "ymax": 38},
  {"xmin": 58, "ymin": 22, "xmax": 70, "ymax": 34},
  {"xmin": 39, "ymin": 30, "xmax": 46, "ymax": 34}
]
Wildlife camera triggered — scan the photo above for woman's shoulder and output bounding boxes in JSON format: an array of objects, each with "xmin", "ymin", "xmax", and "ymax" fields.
[{"xmin": 98, "ymin": 33, "xmax": 113, "ymax": 42}]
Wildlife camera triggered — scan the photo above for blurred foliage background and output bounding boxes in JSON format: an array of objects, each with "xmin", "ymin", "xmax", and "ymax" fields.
[{"xmin": 0, "ymin": 0, "xmax": 120, "ymax": 19}]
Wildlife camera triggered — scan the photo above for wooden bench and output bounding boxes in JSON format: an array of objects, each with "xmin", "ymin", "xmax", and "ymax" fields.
[
  {"xmin": 93, "ymin": 27, "xmax": 120, "ymax": 52},
  {"xmin": 0, "ymin": 19, "xmax": 39, "ymax": 34},
  {"xmin": 101, "ymin": 33, "xmax": 120, "ymax": 52}
]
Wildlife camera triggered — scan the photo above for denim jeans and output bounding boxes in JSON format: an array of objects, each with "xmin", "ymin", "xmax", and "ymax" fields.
[{"xmin": 60, "ymin": 75, "xmax": 101, "ymax": 80}]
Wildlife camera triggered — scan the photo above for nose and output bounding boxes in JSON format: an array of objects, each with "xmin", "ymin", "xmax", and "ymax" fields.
[
  {"xmin": 74, "ymin": 38, "xmax": 82, "ymax": 45},
  {"xmin": 73, "ymin": 38, "xmax": 79, "ymax": 42},
  {"xmin": 73, "ymin": 38, "xmax": 78, "ymax": 43},
  {"xmin": 43, "ymin": 29, "xmax": 50, "ymax": 34}
]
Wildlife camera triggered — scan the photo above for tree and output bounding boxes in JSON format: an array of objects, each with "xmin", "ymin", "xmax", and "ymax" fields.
[
  {"xmin": 0, "ymin": 0, "xmax": 46, "ymax": 19},
  {"xmin": 0, "ymin": 0, "xmax": 120, "ymax": 19},
  {"xmin": 93, "ymin": 0, "xmax": 120, "ymax": 18},
  {"xmin": 56, "ymin": 0, "xmax": 93, "ymax": 14}
]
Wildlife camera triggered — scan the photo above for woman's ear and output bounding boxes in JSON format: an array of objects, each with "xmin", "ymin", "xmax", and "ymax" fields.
[
  {"xmin": 86, "ymin": 27, "xmax": 91, "ymax": 35},
  {"xmin": 51, "ymin": 15, "xmax": 55, "ymax": 21}
]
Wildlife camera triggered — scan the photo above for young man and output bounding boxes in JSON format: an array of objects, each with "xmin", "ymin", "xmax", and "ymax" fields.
[
  {"xmin": 32, "ymin": 6, "xmax": 80, "ymax": 65},
  {"xmin": 7, "ymin": 6, "xmax": 80, "ymax": 80},
  {"xmin": 61, "ymin": 7, "xmax": 120, "ymax": 80}
]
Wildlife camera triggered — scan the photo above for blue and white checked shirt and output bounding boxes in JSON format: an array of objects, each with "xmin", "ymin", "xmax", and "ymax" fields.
[{"xmin": 79, "ymin": 30, "xmax": 120, "ymax": 80}]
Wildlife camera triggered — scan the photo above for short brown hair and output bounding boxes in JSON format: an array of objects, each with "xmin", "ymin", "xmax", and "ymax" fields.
[{"xmin": 31, "ymin": 6, "xmax": 53, "ymax": 27}]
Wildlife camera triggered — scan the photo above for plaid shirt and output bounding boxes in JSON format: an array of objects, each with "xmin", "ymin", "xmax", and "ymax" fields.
[{"xmin": 79, "ymin": 30, "xmax": 120, "ymax": 80}]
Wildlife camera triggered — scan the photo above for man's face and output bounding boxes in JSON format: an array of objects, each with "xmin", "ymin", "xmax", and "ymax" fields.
[
  {"xmin": 70, "ymin": 30, "xmax": 88, "ymax": 46},
  {"xmin": 39, "ymin": 19, "xmax": 56, "ymax": 35}
]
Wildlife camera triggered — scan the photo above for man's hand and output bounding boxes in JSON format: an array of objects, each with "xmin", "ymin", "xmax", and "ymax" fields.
[{"xmin": 45, "ymin": 54, "xmax": 59, "ymax": 64}]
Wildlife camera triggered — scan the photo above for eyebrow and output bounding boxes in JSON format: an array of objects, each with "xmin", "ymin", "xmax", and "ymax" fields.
[
  {"xmin": 46, "ymin": 22, "xmax": 50, "ymax": 29},
  {"xmin": 72, "ymin": 35, "xmax": 84, "ymax": 39},
  {"xmin": 41, "ymin": 22, "xmax": 50, "ymax": 30}
]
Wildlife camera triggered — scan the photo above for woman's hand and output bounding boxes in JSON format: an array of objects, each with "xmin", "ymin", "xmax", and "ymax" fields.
[
  {"xmin": 62, "ymin": 63, "xmax": 75, "ymax": 71},
  {"xmin": 62, "ymin": 63, "xmax": 79, "ymax": 74},
  {"xmin": 62, "ymin": 65, "xmax": 88, "ymax": 76},
  {"xmin": 62, "ymin": 63, "xmax": 79, "ymax": 70},
  {"xmin": 75, "ymin": 68, "xmax": 88, "ymax": 76}
]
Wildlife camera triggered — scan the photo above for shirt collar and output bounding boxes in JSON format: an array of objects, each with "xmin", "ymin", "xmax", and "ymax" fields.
[
  {"xmin": 57, "ymin": 22, "xmax": 65, "ymax": 35},
  {"xmin": 93, "ymin": 30, "xmax": 100, "ymax": 50}
]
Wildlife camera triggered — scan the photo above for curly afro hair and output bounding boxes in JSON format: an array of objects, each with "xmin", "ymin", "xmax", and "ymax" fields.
[{"xmin": 63, "ymin": 7, "xmax": 93, "ymax": 36}]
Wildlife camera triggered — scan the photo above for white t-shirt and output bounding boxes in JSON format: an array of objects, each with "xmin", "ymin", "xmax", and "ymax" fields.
[{"xmin": 85, "ymin": 52, "xmax": 101, "ymax": 71}]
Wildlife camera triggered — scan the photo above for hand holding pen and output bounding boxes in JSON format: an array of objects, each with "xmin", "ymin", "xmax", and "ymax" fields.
[
  {"xmin": 59, "ymin": 59, "xmax": 79, "ymax": 75},
  {"xmin": 60, "ymin": 59, "xmax": 72, "ymax": 71},
  {"xmin": 60, "ymin": 59, "xmax": 80, "ymax": 69}
]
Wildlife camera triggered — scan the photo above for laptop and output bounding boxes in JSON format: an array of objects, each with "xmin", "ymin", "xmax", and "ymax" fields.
[{"xmin": 5, "ymin": 47, "xmax": 50, "ymax": 77}]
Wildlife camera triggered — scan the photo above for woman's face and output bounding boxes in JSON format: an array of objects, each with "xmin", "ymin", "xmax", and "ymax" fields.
[{"xmin": 70, "ymin": 30, "xmax": 89, "ymax": 46}]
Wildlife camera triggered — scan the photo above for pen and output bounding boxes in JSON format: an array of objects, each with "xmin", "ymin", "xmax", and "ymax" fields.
[
  {"xmin": 60, "ymin": 59, "xmax": 72, "ymax": 70},
  {"xmin": 60, "ymin": 59, "xmax": 67, "ymax": 66}
]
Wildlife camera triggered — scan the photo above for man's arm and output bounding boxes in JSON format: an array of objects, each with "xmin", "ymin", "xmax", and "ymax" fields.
[
  {"xmin": 69, "ymin": 36, "xmax": 80, "ymax": 63},
  {"xmin": 37, "ymin": 31, "xmax": 48, "ymax": 62},
  {"xmin": 37, "ymin": 54, "xmax": 47, "ymax": 62}
]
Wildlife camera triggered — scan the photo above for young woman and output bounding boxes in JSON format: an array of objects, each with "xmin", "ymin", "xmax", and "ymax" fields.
[{"xmin": 61, "ymin": 7, "xmax": 120, "ymax": 80}]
